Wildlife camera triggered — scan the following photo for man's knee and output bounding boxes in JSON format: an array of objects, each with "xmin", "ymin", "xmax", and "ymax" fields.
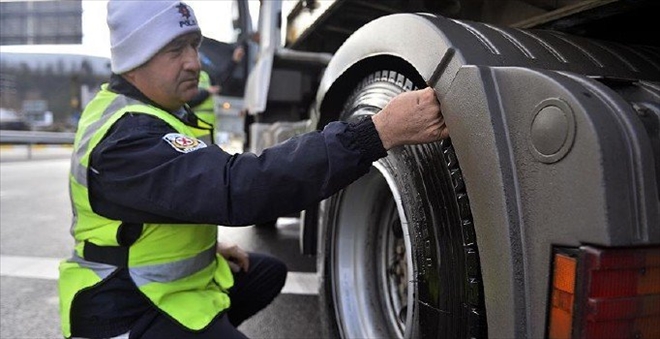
[
  {"xmin": 259, "ymin": 254, "xmax": 288, "ymax": 287},
  {"xmin": 271, "ymin": 257, "xmax": 288, "ymax": 291}
]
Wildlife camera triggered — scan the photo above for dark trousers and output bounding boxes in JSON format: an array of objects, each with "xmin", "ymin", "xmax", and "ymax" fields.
[{"xmin": 128, "ymin": 253, "xmax": 288, "ymax": 339}]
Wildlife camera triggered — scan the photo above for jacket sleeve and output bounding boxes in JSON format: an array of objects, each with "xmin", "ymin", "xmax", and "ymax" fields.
[{"xmin": 88, "ymin": 113, "xmax": 387, "ymax": 226}]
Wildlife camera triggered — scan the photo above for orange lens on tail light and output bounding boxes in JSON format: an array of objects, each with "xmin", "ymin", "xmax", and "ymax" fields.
[{"xmin": 549, "ymin": 253, "xmax": 577, "ymax": 339}]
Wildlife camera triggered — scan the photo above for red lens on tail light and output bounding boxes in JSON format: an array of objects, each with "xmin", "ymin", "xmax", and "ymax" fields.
[
  {"xmin": 578, "ymin": 246, "xmax": 660, "ymax": 339},
  {"xmin": 548, "ymin": 246, "xmax": 660, "ymax": 338}
]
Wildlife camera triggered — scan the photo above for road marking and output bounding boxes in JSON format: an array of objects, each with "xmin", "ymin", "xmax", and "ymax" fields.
[
  {"xmin": 282, "ymin": 271, "xmax": 319, "ymax": 295},
  {"xmin": 0, "ymin": 255, "xmax": 319, "ymax": 295},
  {"xmin": 0, "ymin": 255, "xmax": 61, "ymax": 280}
]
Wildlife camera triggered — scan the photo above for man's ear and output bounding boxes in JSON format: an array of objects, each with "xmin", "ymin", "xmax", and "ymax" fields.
[{"xmin": 121, "ymin": 70, "xmax": 142, "ymax": 88}]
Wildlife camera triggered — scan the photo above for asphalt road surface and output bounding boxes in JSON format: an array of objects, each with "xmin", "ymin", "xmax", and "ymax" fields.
[{"xmin": 0, "ymin": 145, "xmax": 323, "ymax": 338}]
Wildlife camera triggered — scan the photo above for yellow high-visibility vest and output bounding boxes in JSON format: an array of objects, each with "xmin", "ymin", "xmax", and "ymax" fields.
[
  {"xmin": 192, "ymin": 70, "xmax": 216, "ymax": 134},
  {"xmin": 59, "ymin": 84, "xmax": 232, "ymax": 338}
]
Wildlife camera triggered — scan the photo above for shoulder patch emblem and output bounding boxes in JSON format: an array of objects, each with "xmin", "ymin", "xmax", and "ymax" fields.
[{"xmin": 162, "ymin": 133, "xmax": 207, "ymax": 153}]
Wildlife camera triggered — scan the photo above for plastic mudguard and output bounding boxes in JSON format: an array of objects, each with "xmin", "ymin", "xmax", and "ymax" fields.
[{"xmin": 316, "ymin": 13, "xmax": 660, "ymax": 338}]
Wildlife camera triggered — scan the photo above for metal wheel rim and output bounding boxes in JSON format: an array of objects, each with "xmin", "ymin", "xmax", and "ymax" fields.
[{"xmin": 330, "ymin": 163, "xmax": 414, "ymax": 339}]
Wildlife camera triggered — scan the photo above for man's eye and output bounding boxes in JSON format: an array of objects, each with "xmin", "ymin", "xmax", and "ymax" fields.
[{"xmin": 168, "ymin": 46, "xmax": 184, "ymax": 54}]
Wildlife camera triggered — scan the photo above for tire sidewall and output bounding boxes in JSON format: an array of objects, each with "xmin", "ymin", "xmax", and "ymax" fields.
[{"xmin": 318, "ymin": 70, "xmax": 485, "ymax": 338}]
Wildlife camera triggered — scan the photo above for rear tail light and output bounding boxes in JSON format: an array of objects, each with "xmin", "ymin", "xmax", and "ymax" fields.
[
  {"xmin": 549, "ymin": 253, "xmax": 578, "ymax": 338},
  {"xmin": 548, "ymin": 246, "xmax": 660, "ymax": 339}
]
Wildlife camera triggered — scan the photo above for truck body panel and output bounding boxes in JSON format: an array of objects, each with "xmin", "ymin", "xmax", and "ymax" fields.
[{"xmin": 234, "ymin": 0, "xmax": 660, "ymax": 337}]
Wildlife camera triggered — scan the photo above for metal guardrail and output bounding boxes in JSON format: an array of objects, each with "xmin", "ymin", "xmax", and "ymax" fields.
[{"xmin": 0, "ymin": 130, "xmax": 75, "ymax": 144}]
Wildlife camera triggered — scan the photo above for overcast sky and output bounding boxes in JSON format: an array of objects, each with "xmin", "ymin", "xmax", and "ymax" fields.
[{"xmin": 1, "ymin": 0, "xmax": 262, "ymax": 58}]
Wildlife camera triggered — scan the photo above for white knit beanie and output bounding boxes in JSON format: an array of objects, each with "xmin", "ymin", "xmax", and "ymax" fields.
[{"xmin": 107, "ymin": 0, "xmax": 201, "ymax": 74}]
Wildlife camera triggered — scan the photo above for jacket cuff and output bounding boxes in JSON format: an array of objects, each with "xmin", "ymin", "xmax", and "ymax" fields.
[{"xmin": 349, "ymin": 117, "xmax": 388, "ymax": 163}]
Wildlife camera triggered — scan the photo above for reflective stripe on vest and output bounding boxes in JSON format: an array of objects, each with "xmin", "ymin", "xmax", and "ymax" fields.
[
  {"xmin": 68, "ymin": 245, "xmax": 216, "ymax": 287},
  {"xmin": 59, "ymin": 84, "xmax": 233, "ymax": 338}
]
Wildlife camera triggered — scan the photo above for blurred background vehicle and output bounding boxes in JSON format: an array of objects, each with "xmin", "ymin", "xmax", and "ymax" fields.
[{"xmin": 0, "ymin": 108, "xmax": 30, "ymax": 131}]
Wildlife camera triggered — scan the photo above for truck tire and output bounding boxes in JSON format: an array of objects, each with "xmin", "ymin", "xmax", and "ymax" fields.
[{"xmin": 319, "ymin": 70, "xmax": 487, "ymax": 338}]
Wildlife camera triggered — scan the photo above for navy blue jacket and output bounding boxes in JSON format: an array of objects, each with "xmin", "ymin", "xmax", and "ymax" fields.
[{"xmin": 88, "ymin": 74, "xmax": 387, "ymax": 226}]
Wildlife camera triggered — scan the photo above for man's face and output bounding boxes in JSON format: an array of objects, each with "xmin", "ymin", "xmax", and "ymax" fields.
[{"xmin": 126, "ymin": 33, "xmax": 202, "ymax": 111}]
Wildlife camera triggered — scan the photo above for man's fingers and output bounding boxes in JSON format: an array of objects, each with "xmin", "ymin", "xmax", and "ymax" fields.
[
  {"xmin": 241, "ymin": 259, "xmax": 250, "ymax": 272},
  {"xmin": 422, "ymin": 87, "xmax": 439, "ymax": 104},
  {"xmin": 228, "ymin": 261, "xmax": 240, "ymax": 273},
  {"xmin": 440, "ymin": 126, "xmax": 450, "ymax": 140}
]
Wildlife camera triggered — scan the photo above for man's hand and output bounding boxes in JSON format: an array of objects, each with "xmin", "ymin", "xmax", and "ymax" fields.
[
  {"xmin": 371, "ymin": 87, "xmax": 448, "ymax": 150},
  {"xmin": 217, "ymin": 242, "xmax": 250, "ymax": 273},
  {"xmin": 207, "ymin": 85, "xmax": 221, "ymax": 95},
  {"xmin": 232, "ymin": 46, "xmax": 245, "ymax": 63}
]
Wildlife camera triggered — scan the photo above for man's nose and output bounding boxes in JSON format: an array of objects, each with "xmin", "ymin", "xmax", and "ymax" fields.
[{"xmin": 183, "ymin": 47, "xmax": 201, "ymax": 72}]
